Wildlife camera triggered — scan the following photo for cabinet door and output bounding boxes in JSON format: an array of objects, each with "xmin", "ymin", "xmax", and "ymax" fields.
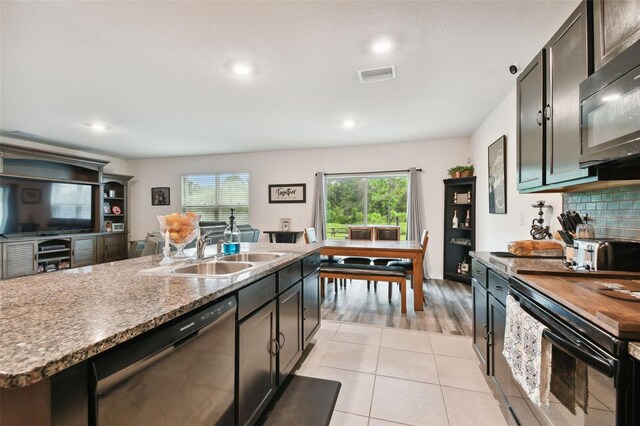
[
  {"xmin": 238, "ymin": 300, "xmax": 277, "ymax": 426},
  {"xmin": 472, "ymin": 279, "xmax": 488, "ymax": 374},
  {"xmin": 278, "ymin": 282, "xmax": 303, "ymax": 384},
  {"xmin": 71, "ymin": 236, "xmax": 96, "ymax": 268},
  {"xmin": 2, "ymin": 241, "xmax": 38, "ymax": 279},
  {"xmin": 102, "ymin": 233, "xmax": 126, "ymax": 262},
  {"xmin": 488, "ymin": 295, "xmax": 510, "ymax": 401},
  {"xmin": 545, "ymin": 2, "xmax": 592, "ymax": 185},
  {"xmin": 303, "ymin": 271, "xmax": 321, "ymax": 346},
  {"xmin": 593, "ymin": 0, "xmax": 640, "ymax": 70},
  {"xmin": 517, "ymin": 51, "xmax": 546, "ymax": 191}
]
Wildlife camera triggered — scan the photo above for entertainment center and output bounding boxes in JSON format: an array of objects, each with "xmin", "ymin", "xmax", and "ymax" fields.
[{"xmin": 0, "ymin": 144, "xmax": 132, "ymax": 279}]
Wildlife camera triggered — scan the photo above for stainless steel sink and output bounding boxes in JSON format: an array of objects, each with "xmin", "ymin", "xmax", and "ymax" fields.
[
  {"xmin": 172, "ymin": 261, "xmax": 254, "ymax": 276},
  {"xmin": 219, "ymin": 253, "xmax": 284, "ymax": 262}
]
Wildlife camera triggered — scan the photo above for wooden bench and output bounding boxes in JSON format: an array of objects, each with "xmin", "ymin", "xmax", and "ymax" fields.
[{"xmin": 319, "ymin": 263, "xmax": 408, "ymax": 313}]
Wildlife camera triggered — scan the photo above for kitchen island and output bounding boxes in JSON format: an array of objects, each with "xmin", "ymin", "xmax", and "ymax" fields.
[{"xmin": 0, "ymin": 242, "xmax": 321, "ymax": 425}]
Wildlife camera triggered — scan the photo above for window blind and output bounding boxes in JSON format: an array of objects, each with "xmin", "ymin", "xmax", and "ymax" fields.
[{"xmin": 181, "ymin": 173, "xmax": 249, "ymax": 223}]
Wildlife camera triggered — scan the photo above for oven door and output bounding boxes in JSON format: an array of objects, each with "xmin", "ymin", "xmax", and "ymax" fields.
[{"xmin": 508, "ymin": 287, "xmax": 619, "ymax": 426}]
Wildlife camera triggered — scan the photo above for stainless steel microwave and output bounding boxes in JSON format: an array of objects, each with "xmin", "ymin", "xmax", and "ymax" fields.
[{"xmin": 580, "ymin": 39, "xmax": 640, "ymax": 167}]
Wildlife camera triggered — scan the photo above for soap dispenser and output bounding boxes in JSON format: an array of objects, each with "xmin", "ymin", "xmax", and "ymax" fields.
[{"xmin": 223, "ymin": 209, "xmax": 241, "ymax": 254}]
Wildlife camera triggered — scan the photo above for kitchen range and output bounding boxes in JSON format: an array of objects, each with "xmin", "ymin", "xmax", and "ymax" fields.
[{"xmin": 471, "ymin": 251, "xmax": 640, "ymax": 426}]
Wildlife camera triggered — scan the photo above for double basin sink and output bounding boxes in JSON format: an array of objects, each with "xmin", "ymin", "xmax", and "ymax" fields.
[{"xmin": 171, "ymin": 252, "xmax": 285, "ymax": 277}]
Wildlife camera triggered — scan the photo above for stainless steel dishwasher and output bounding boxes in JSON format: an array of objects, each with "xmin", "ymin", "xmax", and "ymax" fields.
[{"xmin": 90, "ymin": 296, "xmax": 236, "ymax": 426}]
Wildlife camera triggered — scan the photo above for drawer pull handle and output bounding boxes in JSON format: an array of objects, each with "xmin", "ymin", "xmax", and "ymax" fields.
[
  {"xmin": 495, "ymin": 285, "xmax": 504, "ymax": 291},
  {"xmin": 270, "ymin": 338, "xmax": 280, "ymax": 356},
  {"xmin": 278, "ymin": 331, "xmax": 286, "ymax": 349},
  {"xmin": 481, "ymin": 325, "xmax": 488, "ymax": 340}
]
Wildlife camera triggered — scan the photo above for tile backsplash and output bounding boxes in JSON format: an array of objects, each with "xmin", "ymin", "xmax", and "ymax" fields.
[{"xmin": 563, "ymin": 185, "xmax": 640, "ymax": 241}]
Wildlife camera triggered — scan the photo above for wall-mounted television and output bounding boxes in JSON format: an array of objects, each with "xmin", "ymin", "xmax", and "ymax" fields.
[{"xmin": 0, "ymin": 177, "xmax": 95, "ymax": 237}]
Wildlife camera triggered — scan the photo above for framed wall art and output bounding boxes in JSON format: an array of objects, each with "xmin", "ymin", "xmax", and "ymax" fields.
[
  {"xmin": 268, "ymin": 183, "xmax": 306, "ymax": 203},
  {"xmin": 151, "ymin": 187, "xmax": 170, "ymax": 206},
  {"xmin": 488, "ymin": 135, "xmax": 506, "ymax": 214},
  {"xmin": 21, "ymin": 188, "xmax": 41, "ymax": 204}
]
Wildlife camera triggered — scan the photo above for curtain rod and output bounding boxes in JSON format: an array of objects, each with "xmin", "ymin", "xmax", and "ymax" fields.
[{"xmin": 316, "ymin": 168, "xmax": 422, "ymax": 177}]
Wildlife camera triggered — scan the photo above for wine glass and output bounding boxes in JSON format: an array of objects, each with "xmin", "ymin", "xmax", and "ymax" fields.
[{"xmin": 157, "ymin": 213, "xmax": 201, "ymax": 260}]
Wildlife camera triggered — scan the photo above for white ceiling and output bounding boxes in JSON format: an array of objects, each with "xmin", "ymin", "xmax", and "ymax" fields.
[{"xmin": 0, "ymin": 1, "xmax": 578, "ymax": 159}]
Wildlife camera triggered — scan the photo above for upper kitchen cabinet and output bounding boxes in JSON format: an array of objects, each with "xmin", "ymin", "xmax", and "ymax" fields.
[
  {"xmin": 593, "ymin": 0, "xmax": 640, "ymax": 71},
  {"xmin": 516, "ymin": 50, "xmax": 545, "ymax": 191},
  {"xmin": 517, "ymin": 1, "xmax": 598, "ymax": 193},
  {"xmin": 544, "ymin": 1, "xmax": 593, "ymax": 185}
]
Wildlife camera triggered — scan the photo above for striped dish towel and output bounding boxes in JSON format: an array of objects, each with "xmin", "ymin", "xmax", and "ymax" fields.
[{"xmin": 503, "ymin": 295, "xmax": 552, "ymax": 407}]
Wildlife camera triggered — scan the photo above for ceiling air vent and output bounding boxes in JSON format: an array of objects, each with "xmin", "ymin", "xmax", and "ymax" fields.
[{"xmin": 358, "ymin": 65, "xmax": 396, "ymax": 83}]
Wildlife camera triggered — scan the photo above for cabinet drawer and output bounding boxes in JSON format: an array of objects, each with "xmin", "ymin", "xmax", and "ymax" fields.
[
  {"xmin": 238, "ymin": 274, "xmax": 277, "ymax": 321},
  {"xmin": 488, "ymin": 269, "xmax": 508, "ymax": 306},
  {"xmin": 471, "ymin": 259, "xmax": 487, "ymax": 289},
  {"xmin": 302, "ymin": 253, "xmax": 321, "ymax": 277},
  {"xmin": 278, "ymin": 261, "xmax": 301, "ymax": 293}
]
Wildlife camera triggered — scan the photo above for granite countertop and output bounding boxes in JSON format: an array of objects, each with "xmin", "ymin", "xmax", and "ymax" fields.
[{"xmin": 0, "ymin": 242, "xmax": 320, "ymax": 388}]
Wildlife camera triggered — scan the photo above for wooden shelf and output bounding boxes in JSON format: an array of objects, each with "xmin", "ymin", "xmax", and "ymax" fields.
[
  {"xmin": 449, "ymin": 227, "xmax": 473, "ymax": 231},
  {"xmin": 447, "ymin": 241, "xmax": 472, "ymax": 247},
  {"xmin": 104, "ymin": 197, "xmax": 124, "ymax": 200},
  {"xmin": 37, "ymin": 248, "xmax": 69, "ymax": 254},
  {"xmin": 103, "ymin": 214, "xmax": 124, "ymax": 217},
  {"xmin": 447, "ymin": 202, "xmax": 472, "ymax": 206},
  {"xmin": 38, "ymin": 255, "xmax": 70, "ymax": 263}
]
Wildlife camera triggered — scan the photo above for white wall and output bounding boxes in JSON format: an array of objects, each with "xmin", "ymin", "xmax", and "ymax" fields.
[
  {"xmin": 128, "ymin": 138, "xmax": 471, "ymax": 279},
  {"xmin": 0, "ymin": 136, "xmax": 130, "ymax": 175},
  {"xmin": 470, "ymin": 89, "xmax": 562, "ymax": 251}
]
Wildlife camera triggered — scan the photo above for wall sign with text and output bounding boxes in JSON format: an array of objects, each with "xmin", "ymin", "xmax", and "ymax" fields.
[{"xmin": 268, "ymin": 184, "xmax": 306, "ymax": 203}]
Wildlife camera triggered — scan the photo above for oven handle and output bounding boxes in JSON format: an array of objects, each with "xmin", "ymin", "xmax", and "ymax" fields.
[
  {"xmin": 510, "ymin": 287, "xmax": 616, "ymax": 377},
  {"xmin": 542, "ymin": 328, "xmax": 614, "ymax": 376}
]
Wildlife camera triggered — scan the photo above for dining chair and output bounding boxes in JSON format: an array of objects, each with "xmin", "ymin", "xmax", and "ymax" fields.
[
  {"xmin": 341, "ymin": 226, "xmax": 374, "ymax": 289},
  {"xmin": 304, "ymin": 227, "xmax": 340, "ymax": 294},
  {"xmin": 371, "ymin": 226, "xmax": 402, "ymax": 300},
  {"xmin": 387, "ymin": 229, "xmax": 429, "ymax": 290}
]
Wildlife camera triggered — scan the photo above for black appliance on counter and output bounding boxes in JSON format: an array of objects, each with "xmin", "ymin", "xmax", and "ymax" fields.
[
  {"xmin": 507, "ymin": 279, "xmax": 636, "ymax": 426},
  {"xmin": 580, "ymin": 38, "xmax": 640, "ymax": 167},
  {"xmin": 89, "ymin": 296, "xmax": 237, "ymax": 426}
]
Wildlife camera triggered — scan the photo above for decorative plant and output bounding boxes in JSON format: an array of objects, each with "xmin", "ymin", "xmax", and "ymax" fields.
[{"xmin": 448, "ymin": 165, "xmax": 474, "ymax": 178}]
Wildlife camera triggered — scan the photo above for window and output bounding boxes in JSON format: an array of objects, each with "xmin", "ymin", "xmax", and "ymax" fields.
[
  {"xmin": 181, "ymin": 173, "xmax": 249, "ymax": 223},
  {"xmin": 325, "ymin": 174, "xmax": 408, "ymax": 239}
]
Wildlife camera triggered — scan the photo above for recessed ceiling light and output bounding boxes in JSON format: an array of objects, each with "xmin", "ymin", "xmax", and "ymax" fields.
[
  {"xmin": 372, "ymin": 40, "xmax": 392, "ymax": 54},
  {"xmin": 89, "ymin": 123, "xmax": 107, "ymax": 131},
  {"xmin": 232, "ymin": 62, "xmax": 253, "ymax": 75},
  {"xmin": 342, "ymin": 119, "xmax": 356, "ymax": 128}
]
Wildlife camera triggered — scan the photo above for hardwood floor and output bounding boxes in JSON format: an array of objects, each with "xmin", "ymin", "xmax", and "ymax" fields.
[{"xmin": 320, "ymin": 278, "xmax": 472, "ymax": 336}]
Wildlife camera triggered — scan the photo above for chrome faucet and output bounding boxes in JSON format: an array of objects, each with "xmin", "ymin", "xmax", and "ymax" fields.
[{"xmin": 196, "ymin": 234, "xmax": 210, "ymax": 260}]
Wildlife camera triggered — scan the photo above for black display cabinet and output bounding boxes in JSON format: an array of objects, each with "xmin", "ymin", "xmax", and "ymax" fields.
[{"xmin": 443, "ymin": 176, "xmax": 476, "ymax": 284}]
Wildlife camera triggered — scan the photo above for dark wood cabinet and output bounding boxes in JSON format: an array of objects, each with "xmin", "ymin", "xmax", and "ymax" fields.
[
  {"xmin": 2, "ymin": 241, "xmax": 38, "ymax": 279},
  {"xmin": 443, "ymin": 177, "xmax": 476, "ymax": 284},
  {"xmin": 593, "ymin": 0, "xmax": 640, "ymax": 70},
  {"xmin": 472, "ymin": 276, "xmax": 488, "ymax": 374},
  {"xmin": 101, "ymin": 233, "xmax": 126, "ymax": 262},
  {"xmin": 237, "ymin": 254, "xmax": 320, "ymax": 425},
  {"xmin": 238, "ymin": 300, "xmax": 278, "ymax": 426},
  {"xmin": 472, "ymin": 259, "xmax": 512, "ymax": 416},
  {"xmin": 277, "ymin": 282, "xmax": 303, "ymax": 384},
  {"xmin": 71, "ymin": 236, "xmax": 96, "ymax": 268},
  {"xmin": 545, "ymin": 2, "xmax": 592, "ymax": 185},
  {"xmin": 517, "ymin": 50, "xmax": 546, "ymax": 191},
  {"xmin": 303, "ymin": 270, "xmax": 321, "ymax": 345},
  {"xmin": 488, "ymin": 293, "xmax": 509, "ymax": 399}
]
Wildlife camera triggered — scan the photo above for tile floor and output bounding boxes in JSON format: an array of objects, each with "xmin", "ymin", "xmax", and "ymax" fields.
[{"xmin": 295, "ymin": 321, "xmax": 507, "ymax": 426}]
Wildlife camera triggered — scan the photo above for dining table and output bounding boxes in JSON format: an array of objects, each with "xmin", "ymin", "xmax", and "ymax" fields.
[{"xmin": 320, "ymin": 239, "xmax": 425, "ymax": 311}]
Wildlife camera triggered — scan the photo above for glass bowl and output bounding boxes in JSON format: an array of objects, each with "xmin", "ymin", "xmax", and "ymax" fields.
[{"xmin": 157, "ymin": 213, "xmax": 201, "ymax": 259}]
